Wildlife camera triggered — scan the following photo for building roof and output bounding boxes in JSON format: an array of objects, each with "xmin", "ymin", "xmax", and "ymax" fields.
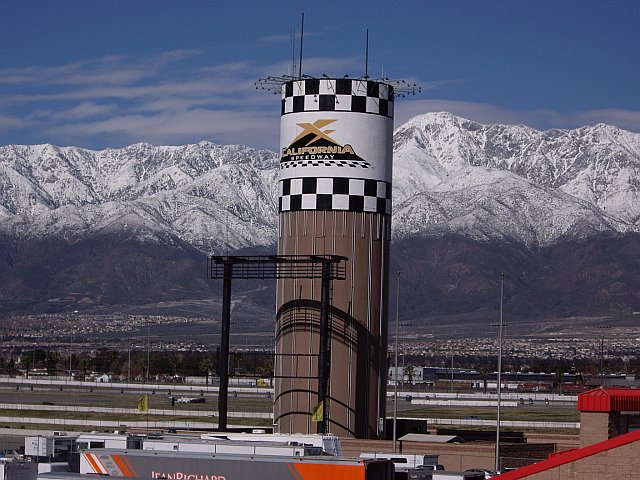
[
  {"xmin": 493, "ymin": 428, "xmax": 640, "ymax": 479},
  {"xmin": 398, "ymin": 433, "xmax": 464, "ymax": 444},
  {"xmin": 578, "ymin": 386, "xmax": 640, "ymax": 412}
]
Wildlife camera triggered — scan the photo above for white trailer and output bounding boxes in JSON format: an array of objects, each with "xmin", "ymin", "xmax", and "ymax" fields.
[
  {"xmin": 142, "ymin": 437, "xmax": 314, "ymax": 457},
  {"xmin": 201, "ymin": 432, "xmax": 342, "ymax": 456},
  {"xmin": 25, "ymin": 437, "xmax": 54, "ymax": 458},
  {"xmin": 75, "ymin": 433, "xmax": 129, "ymax": 450}
]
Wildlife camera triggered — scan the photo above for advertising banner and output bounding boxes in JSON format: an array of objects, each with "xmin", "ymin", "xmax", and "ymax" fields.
[{"xmin": 277, "ymin": 78, "xmax": 394, "ymax": 214}]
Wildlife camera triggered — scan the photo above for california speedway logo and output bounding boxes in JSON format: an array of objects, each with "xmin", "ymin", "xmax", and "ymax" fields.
[{"xmin": 281, "ymin": 119, "xmax": 371, "ymax": 168}]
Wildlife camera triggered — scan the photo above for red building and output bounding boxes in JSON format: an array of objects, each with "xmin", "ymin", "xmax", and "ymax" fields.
[{"xmin": 495, "ymin": 388, "xmax": 640, "ymax": 479}]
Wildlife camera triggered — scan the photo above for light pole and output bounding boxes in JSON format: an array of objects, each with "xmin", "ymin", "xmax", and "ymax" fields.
[
  {"xmin": 69, "ymin": 310, "xmax": 78, "ymax": 380},
  {"xmin": 146, "ymin": 321, "xmax": 150, "ymax": 383},
  {"xmin": 495, "ymin": 272, "xmax": 505, "ymax": 472},
  {"xmin": 596, "ymin": 325, "xmax": 611, "ymax": 386},
  {"xmin": 450, "ymin": 348, "xmax": 454, "ymax": 394},
  {"xmin": 393, "ymin": 270, "xmax": 400, "ymax": 453},
  {"xmin": 600, "ymin": 335, "xmax": 604, "ymax": 385},
  {"xmin": 127, "ymin": 341, "xmax": 131, "ymax": 385}
]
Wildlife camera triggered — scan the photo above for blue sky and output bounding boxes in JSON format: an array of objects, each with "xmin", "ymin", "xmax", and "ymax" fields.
[{"xmin": 1, "ymin": 0, "xmax": 639, "ymax": 150}]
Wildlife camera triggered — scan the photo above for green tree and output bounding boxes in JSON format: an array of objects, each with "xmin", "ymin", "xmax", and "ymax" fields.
[
  {"xmin": 403, "ymin": 365, "xmax": 414, "ymax": 385},
  {"xmin": 152, "ymin": 354, "xmax": 171, "ymax": 378},
  {"xmin": 134, "ymin": 354, "xmax": 148, "ymax": 382},
  {"xmin": 232, "ymin": 352, "xmax": 243, "ymax": 376},
  {"xmin": 200, "ymin": 358, "xmax": 214, "ymax": 386},
  {"xmin": 23, "ymin": 349, "xmax": 44, "ymax": 378},
  {"xmin": 93, "ymin": 348, "xmax": 119, "ymax": 374},
  {"xmin": 80, "ymin": 358, "xmax": 91, "ymax": 381},
  {"xmin": 554, "ymin": 367, "xmax": 566, "ymax": 393},
  {"xmin": 479, "ymin": 366, "xmax": 490, "ymax": 394},
  {"xmin": 45, "ymin": 351, "xmax": 60, "ymax": 375},
  {"xmin": 169, "ymin": 353, "xmax": 183, "ymax": 378}
]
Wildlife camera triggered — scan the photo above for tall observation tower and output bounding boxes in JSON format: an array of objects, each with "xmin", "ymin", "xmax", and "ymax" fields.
[{"xmin": 257, "ymin": 70, "xmax": 418, "ymax": 438}]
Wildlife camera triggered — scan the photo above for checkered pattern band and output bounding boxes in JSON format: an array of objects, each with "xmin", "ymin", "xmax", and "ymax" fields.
[
  {"xmin": 279, "ymin": 177, "xmax": 392, "ymax": 214},
  {"xmin": 281, "ymin": 79, "xmax": 394, "ymax": 118},
  {"xmin": 280, "ymin": 158, "xmax": 371, "ymax": 169}
]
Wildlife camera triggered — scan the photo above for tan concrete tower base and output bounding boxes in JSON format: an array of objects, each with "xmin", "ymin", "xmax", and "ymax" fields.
[{"xmin": 274, "ymin": 210, "xmax": 390, "ymax": 438}]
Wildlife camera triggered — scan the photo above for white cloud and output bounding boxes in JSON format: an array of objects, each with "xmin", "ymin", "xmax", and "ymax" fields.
[
  {"xmin": 44, "ymin": 109, "xmax": 280, "ymax": 150},
  {"xmin": 0, "ymin": 115, "xmax": 24, "ymax": 131},
  {"xmin": 395, "ymin": 100, "xmax": 531, "ymax": 127},
  {"xmin": 260, "ymin": 33, "xmax": 294, "ymax": 43},
  {"xmin": 395, "ymin": 99, "xmax": 640, "ymax": 133},
  {"xmin": 0, "ymin": 50, "xmax": 205, "ymax": 88},
  {"xmin": 64, "ymin": 102, "xmax": 116, "ymax": 120},
  {"xmin": 1, "ymin": 51, "xmax": 638, "ymax": 150},
  {"xmin": 571, "ymin": 109, "xmax": 640, "ymax": 132}
]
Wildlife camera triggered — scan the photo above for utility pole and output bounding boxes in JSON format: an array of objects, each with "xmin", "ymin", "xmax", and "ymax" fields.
[
  {"xmin": 393, "ymin": 271, "xmax": 400, "ymax": 453},
  {"xmin": 596, "ymin": 325, "xmax": 611, "ymax": 386},
  {"xmin": 450, "ymin": 349, "xmax": 454, "ymax": 394},
  {"xmin": 495, "ymin": 272, "xmax": 505, "ymax": 472},
  {"xmin": 146, "ymin": 322, "xmax": 150, "ymax": 383}
]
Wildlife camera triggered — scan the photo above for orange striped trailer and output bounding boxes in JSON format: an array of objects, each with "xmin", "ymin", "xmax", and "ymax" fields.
[{"xmin": 78, "ymin": 449, "xmax": 393, "ymax": 480}]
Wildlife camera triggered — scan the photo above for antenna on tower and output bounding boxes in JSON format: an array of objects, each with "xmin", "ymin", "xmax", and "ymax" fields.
[
  {"xmin": 298, "ymin": 12, "xmax": 304, "ymax": 79},
  {"xmin": 290, "ymin": 27, "xmax": 296, "ymax": 77},
  {"xmin": 365, "ymin": 29, "xmax": 369, "ymax": 79},
  {"xmin": 255, "ymin": 17, "xmax": 422, "ymax": 100}
]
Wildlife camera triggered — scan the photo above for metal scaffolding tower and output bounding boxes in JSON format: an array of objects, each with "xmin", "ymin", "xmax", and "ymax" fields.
[{"xmin": 209, "ymin": 254, "xmax": 347, "ymax": 433}]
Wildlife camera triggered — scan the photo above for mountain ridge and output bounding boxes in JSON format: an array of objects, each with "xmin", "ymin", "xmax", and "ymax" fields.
[
  {"xmin": 3, "ymin": 114, "xmax": 640, "ymax": 250},
  {"xmin": 394, "ymin": 112, "xmax": 640, "ymax": 223},
  {"xmin": 2, "ymin": 113, "xmax": 640, "ymax": 319}
]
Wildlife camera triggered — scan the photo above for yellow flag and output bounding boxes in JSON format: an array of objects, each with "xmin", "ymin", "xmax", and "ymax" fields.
[
  {"xmin": 311, "ymin": 401, "xmax": 323, "ymax": 422},
  {"xmin": 137, "ymin": 394, "xmax": 149, "ymax": 413}
]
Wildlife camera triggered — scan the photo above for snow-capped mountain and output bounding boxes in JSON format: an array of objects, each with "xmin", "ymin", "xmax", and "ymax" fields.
[
  {"xmin": 2, "ymin": 113, "xmax": 640, "ymax": 252},
  {"xmin": 2, "ymin": 113, "xmax": 640, "ymax": 318},
  {"xmin": 0, "ymin": 142, "xmax": 279, "ymax": 253},
  {"xmin": 392, "ymin": 112, "xmax": 640, "ymax": 246}
]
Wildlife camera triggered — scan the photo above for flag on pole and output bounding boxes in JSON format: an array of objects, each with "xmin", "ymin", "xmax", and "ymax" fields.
[
  {"xmin": 137, "ymin": 394, "xmax": 149, "ymax": 413},
  {"xmin": 311, "ymin": 401, "xmax": 323, "ymax": 422}
]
